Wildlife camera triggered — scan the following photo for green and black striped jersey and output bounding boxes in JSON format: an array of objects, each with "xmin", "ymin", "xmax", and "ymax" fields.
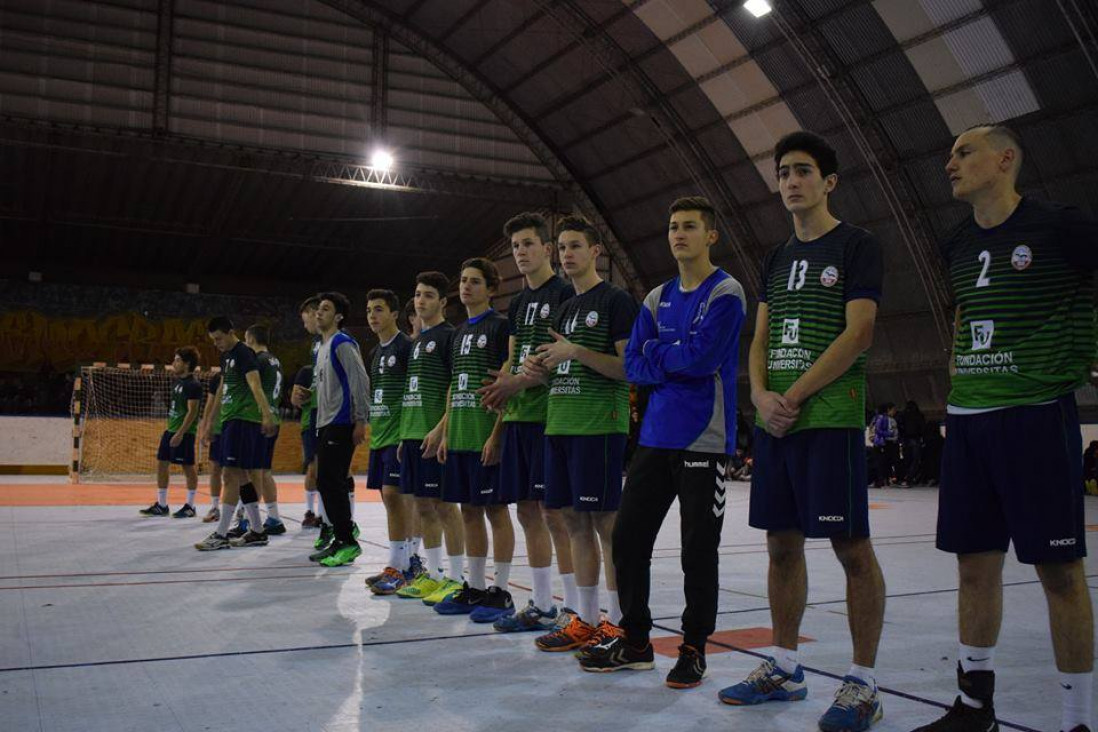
[
  {"xmin": 256, "ymin": 351, "xmax": 282, "ymax": 425},
  {"xmin": 399, "ymin": 322, "xmax": 455, "ymax": 442},
  {"xmin": 545, "ymin": 281, "xmax": 637, "ymax": 436},
  {"xmin": 448, "ymin": 310, "xmax": 509, "ymax": 452},
  {"xmin": 167, "ymin": 375, "xmax": 202, "ymax": 434},
  {"xmin": 942, "ymin": 197, "xmax": 1097, "ymax": 410},
  {"xmin": 219, "ymin": 341, "xmax": 261, "ymax": 424},
  {"xmin": 369, "ymin": 332, "xmax": 412, "ymax": 449},
  {"xmin": 504, "ymin": 275, "xmax": 574, "ymax": 424},
  {"xmin": 760, "ymin": 223, "xmax": 882, "ymax": 433}
]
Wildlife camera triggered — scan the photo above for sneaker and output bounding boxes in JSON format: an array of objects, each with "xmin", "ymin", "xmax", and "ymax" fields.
[
  {"xmin": 665, "ymin": 644, "xmax": 707, "ymax": 689},
  {"xmin": 352, "ymin": 522, "xmax": 360, "ymax": 539},
  {"xmin": 493, "ymin": 601, "xmax": 559, "ymax": 632},
  {"xmin": 408, "ymin": 554, "xmax": 425, "ymax": 577},
  {"xmin": 309, "ymin": 542, "xmax": 339, "ymax": 563},
  {"xmin": 818, "ymin": 676, "xmax": 882, "ymax": 732},
  {"xmin": 578, "ymin": 635, "xmax": 656, "ymax": 673},
  {"xmin": 911, "ymin": 697, "xmax": 999, "ymax": 732},
  {"xmin": 314, "ymin": 522, "xmax": 334, "ymax": 550},
  {"xmin": 226, "ymin": 520, "xmax": 249, "ymax": 539},
  {"xmin": 370, "ymin": 567, "xmax": 407, "ymax": 596},
  {"xmin": 202, "ymin": 506, "xmax": 220, "ymax": 523},
  {"xmin": 422, "ymin": 578, "xmax": 463, "ymax": 606},
  {"xmin": 229, "ymin": 529, "xmax": 269, "ymax": 548},
  {"xmin": 262, "ymin": 517, "xmax": 287, "ymax": 535},
  {"xmin": 433, "ymin": 583, "xmax": 487, "ymax": 615},
  {"xmin": 319, "ymin": 540, "xmax": 362, "ymax": 567},
  {"xmin": 1065, "ymin": 727, "xmax": 1092, "ymax": 732},
  {"xmin": 301, "ymin": 510, "xmax": 320, "ymax": 528},
  {"xmin": 576, "ymin": 619, "xmax": 624, "ymax": 660},
  {"xmin": 535, "ymin": 615, "xmax": 596, "ymax": 652},
  {"xmin": 397, "ymin": 573, "xmax": 443, "ymax": 599},
  {"xmin": 364, "ymin": 569, "xmax": 388, "ymax": 588},
  {"xmin": 194, "ymin": 532, "xmax": 230, "ymax": 551},
  {"xmin": 718, "ymin": 657, "xmax": 808, "ymax": 705},
  {"xmin": 469, "ymin": 586, "xmax": 515, "ymax": 623},
  {"xmin": 139, "ymin": 503, "xmax": 169, "ymax": 517},
  {"xmin": 171, "ymin": 504, "xmax": 196, "ymax": 519}
]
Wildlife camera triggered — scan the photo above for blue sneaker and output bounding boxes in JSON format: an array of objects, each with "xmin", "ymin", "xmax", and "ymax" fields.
[
  {"xmin": 408, "ymin": 554, "xmax": 425, "ymax": 577},
  {"xmin": 262, "ymin": 517, "xmax": 286, "ymax": 535},
  {"xmin": 718, "ymin": 657, "xmax": 807, "ymax": 706},
  {"xmin": 433, "ymin": 583, "xmax": 486, "ymax": 615},
  {"xmin": 370, "ymin": 567, "xmax": 407, "ymax": 596},
  {"xmin": 469, "ymin": 586, "xmax": 515, "ymax": 623},
  {"xmin": 493, "ymin": 600, "xmax": 559, "ymax": 632},
  {"xmin": 818, "ymin": 676, "xmax": 882, "ymax": 732}
]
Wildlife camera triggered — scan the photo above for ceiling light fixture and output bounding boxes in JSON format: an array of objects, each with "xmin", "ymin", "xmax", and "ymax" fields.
[
  {"xmin": 370, "ymin": 150, "xmax": 394, "ymax": 172},
  {"xmin": 744, "ymin": 0, "xmax": 772, "ymax": 18}
]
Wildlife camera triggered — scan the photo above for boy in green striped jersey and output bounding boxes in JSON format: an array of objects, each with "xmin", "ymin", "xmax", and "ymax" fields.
[
  {"xmin": 141, "ymin": 346, "xmax": 202, "ymax": 518},
  {"xmin": 244, "ymin": 324, "xmax": 285, "ymax": 537},
  {"xmin": 914, "ymin": 126, "xmax": 1096, "ymax": 732}
]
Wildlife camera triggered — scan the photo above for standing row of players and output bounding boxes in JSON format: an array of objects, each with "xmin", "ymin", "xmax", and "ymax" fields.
[{"xmin": 145, "ymin": 125, "xmax": 1095, "ymax": 732}]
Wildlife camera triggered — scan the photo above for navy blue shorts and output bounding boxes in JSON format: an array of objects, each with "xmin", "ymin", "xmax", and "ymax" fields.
[
  {"xmin": 220, "ymin": 419, "xmax": 266, "ymax": 471},
  {"xmin": 749, "ymin": 427, "xmax": 869, "ymax": 539},
  {"xmin": 501, "ymin": 422, "xmax": 546, "ymax": 502},
  {"xmin": 301, "ymin": 426, "xmax": 318, "ymax": 469},
  {"xmin": 442, "ymin": 450, "xmax": 511, "ymax": 506},
  {"xmin": 367, "ymin": 445, "xmax": 401, "ymax": 489},
  {"xmin": 260, "ymin": 427, "xmax": 279, "ymax": 471},
  {"xmin": 544, "ymin": 434, "xmax": 626, "ymax": 512},
  {"xmin": 209, "ymin": 433, "xmax": 222, "ymax": 465},
  {"xmin": 399, "ymin": 439, "xmax": 443, "ymax": 499},
  {"xmin": 938, "ymin": 394, "xmax": 1086, "ymax": 565},
  {"xmin": 156, "ymin": 431, "xmax": 196, "ymax": 466}
]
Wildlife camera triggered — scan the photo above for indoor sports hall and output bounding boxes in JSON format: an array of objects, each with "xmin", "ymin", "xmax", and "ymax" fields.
[{"xmin": 1, "ymin": 1, "xmax": 1096, "ymax": 732}]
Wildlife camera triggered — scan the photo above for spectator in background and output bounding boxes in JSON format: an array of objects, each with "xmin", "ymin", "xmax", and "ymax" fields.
[
  {"xmin": 871, "ymin": 403, "xmax": 898, "ymax": 487},
  {"xmin": 1084, "ymin": 441, "xmax": 1098, "ymax": 496},
  {"xmin": 898, "ymin": 400, "xmax": 926, "ymax": 486}
]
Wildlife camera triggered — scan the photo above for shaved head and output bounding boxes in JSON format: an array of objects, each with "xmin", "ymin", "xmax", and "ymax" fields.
[{"xmin": 967, "ymin": 124, "xmax": 1023, "ymax": 179}]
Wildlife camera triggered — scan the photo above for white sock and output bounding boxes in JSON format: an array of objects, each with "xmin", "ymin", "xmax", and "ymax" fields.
[
  {"xmin": 185, "ymin": 489, "xmax": 196, "ymax": 506},
  {"xmin": 959, "ymin": 644, "xmax": 995, "ymax": 708},
  {"xmin": 243, "ymin": 501, "xmax": 262, "ymax": 531},
  {"xmin": 388, "ymin": 541, "xmax": 405, "ymax": 570},
  {"xmin": 216, "ymin": 507, "xmax": 234, "ymax": 536},
  {"xmin": 531, "ymin": 566, "xmax": 553, "ymax": 611},
  {"xmin": 348, "ymin": 492, "xmax": 355, "ymax": 518},
  {"xmin": 578, "ymin": 585, "xmax": 599, "ymax": 626},
  {"xmin": 773, "ymin": 646, "xmax": 799, "ymax": 675},
  {"xmin": 425, "ymin": 546, "xmax": 444, "ymax": 580},
  {"xmin": 318, "ymin": 498, "xmax": 328, "ymax": 523},
  {"xmin": 493, "ymin": 561, "xmax": 511, "ymax": 589},
  {"xmin": 848, "ymin": 664, "xmax": 876, "ymax": 688},
  {"xmin": 1061, "ymin": 671, "xmax": 1092, "ymax": 732},
  {"xmin": 266, "ymin": 502, "xmax": 280, "ymax": 521},
  {"xmin": 448, "ymin": 553, "xmax": 464, "ymax": 581},
  {"xmin": 157, "ymin": 488, "xmax": 168, "ymax": 506},
  {"xmin": 210, "ymin": 495, "xmax": 220, "ymax": 510},
  {"xmin": 468, "ymin": 556, "xmax": 487, "ymax": 590},
  {"xmin": 560, "ymin": 572, "xmax": 579, "ymax": 612},
  {"xmin": 305, "ymin": 490, "xmax": 316, "ymax": 513},
  {"xmin": 411, "ymin": 535, "xmax": 422, "ymax": 556},
  {"xmin": 606, "ymin": 589, "xmax": 622, "ymax": 625}
]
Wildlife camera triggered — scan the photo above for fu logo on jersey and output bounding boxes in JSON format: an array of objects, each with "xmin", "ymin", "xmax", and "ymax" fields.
[
  {"xmin": 373, "ymin": 388, "xmax": 383, "ymax": 404},
  {"xmin": 408, "ymin": 376, "xmax": 419, "ymax": 392},
  {"xmin": 971, "ymin": 320, "xmax": 995, "ymax": 351},
  {"xmin": 1011, "ymin": 245, "xmax": 1032, "ymax": 271},
  {"xmin": 585, "ymin": 311, "xmax": 599, "ymax": 328},
  {"xmin": 476, "ymin": 334, "xmax": 487, "ymax": 349},
  {"xmin": 820, "ymin": 266, "xmax": 839, "ymax": 287},
  {"xmin": 781, "ymin": 318, "xmax": 800, "ymax": 345}
]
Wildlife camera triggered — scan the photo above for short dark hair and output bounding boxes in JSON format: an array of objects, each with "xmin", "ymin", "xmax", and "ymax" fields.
[
  {"xmin": 415, "ymin": 271, "xmax": 450, "ymax": 298},
  {"xmin": 557, "ymin": 215, "xmax": 601, "ymax": 246},
  {"xmin": 206, "ymin": 316, "xmax": 233, "ymax": 334},
  {"xmin": 668, "ymin": 196, "xmax": 717, "ymax": 230},
  {"xmin": 366, "ymin": 288, "xmax": 401, "ymax": 313},
  {"xmin": 460, "ymin": 257, "xmax": 501, "ymax": 291},
  {"xmin": 967, "ymin": 123, "xmax": 1024, "ymax": 173},
  {"xmin": 503, "ymin": 212, "xmax": 550, "ymax": 244},
  {"xmin": 774, "ymin": 131, "xmax": 838, "ymax": 178},
  {"xmin": 317, "ymin": 291, "xmax": 351, "ymax": 326},
  {"xmin": 245, "ymin": 324, "xmax": 269, "ymax": 346},
  {"xmin": 175, "ymin": 346, "xmax": 200, "ymax": 371},
  {"xmin": 299, "ymin": 294, "xmax": 321, "ymax": 313}
]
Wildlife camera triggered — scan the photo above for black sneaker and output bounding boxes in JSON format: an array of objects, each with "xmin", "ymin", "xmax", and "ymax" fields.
[
  {"xmin": 912, "ymin": 697, "xmax": 999, "ymax": 731},
  {"xmin": 578, "ymin": 635, "xmax": 655, "ymax": 673},
  {"xmin": 229, "ymin": 529, "xmax": 268, "ymax": 548},
  {"xmin": 262, "ymin": 517, "xmax": 287, "ymax": 535},
  {"xmin": 1064, "ymin": 727, "xmax": 1092, "ymax": 732},
  {"xmin": 666, "ymin": 644, "xmax": 707, "ymax": 688},
  {"xmin": 139, "ymin": 503, "xmax": 169, "ymax": 517},
  {"xmin": 301, "ymin": 510, "xmax": 320, "ymax": 529},
  {"xmin": 314, "ymin": 522, "xmax": 334, "ymax": 550},
  {"xmin": 226, "ymin": 521, "xmax": 249, "ymax": 539},
  {"xmin": 309, "ymin": 541, "xmax": 339, "ymax": 563},
  {"xmin": 469, "ymin": 586, "xmax": 515, "ymax": 623},
  {"xmin": 172, "ymin": 504, "xmax": 196, "ymax": 519}
]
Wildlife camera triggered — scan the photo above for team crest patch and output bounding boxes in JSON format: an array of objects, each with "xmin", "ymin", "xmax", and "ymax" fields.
[
  {"xmin": 1011, "ymin": 245, "xmax": 1032, "ymax": 271},
  {"xmin": 540, "ymin": 303, "xmax": 550, "ymax": 318},
  {"xmin": 387, "ymin": 355, "xmax": 396, "ymax": 367},
  {"xmin": 425, "ymin": 341, "xmax": 436, "ymax": 353},
  {"xmin": 476, "ymin": 334, "xmax": 487, "ymax": 348},
  {"xmin": 585, "ymin": 311, "xmax": 599, "ymax": 328},
  {"xmin": 820, "ymin": 265, "xmax": 839, "ymax": 287}
]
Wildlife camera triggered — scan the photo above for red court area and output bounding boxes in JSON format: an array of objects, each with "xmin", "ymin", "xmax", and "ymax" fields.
[{"xmin": 0, "ymin": 479, "xmax": 383, "ymax": 506}]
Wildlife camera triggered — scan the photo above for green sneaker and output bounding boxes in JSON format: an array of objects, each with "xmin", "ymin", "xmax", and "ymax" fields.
[
  {"xmin": 319, "ymin": 540, "xmax": 362, "ymax": 567},
  {"xmin": 314, "ymin": 522, "xmax": 333, "ymax": 550},
  {"xmin": 352, "ymin": 522, "xmax": 360, "ymax": 539},
  {"xmin": 396, "ymin": 573, "xmax": 443, "ymax": 599},
  {"xmin": 422, "ymin": 578, "xmax": 463, "ymax": 607}
]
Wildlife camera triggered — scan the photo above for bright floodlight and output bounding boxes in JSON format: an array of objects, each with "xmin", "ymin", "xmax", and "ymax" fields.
[
  {"xmin": 744, "ymin": 0, "xmax": 772, "ymax": 18},
  {"xmin": 370, "ymin": 150, "xmax": 394, "ymax": 171}
]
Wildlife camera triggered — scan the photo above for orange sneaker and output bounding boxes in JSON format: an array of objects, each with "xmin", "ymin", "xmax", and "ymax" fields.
[
  {"xmin": 576, "ymin": 619, "xmax": 624, "ymax": 660},
  {"xmin": 535, "ymin": 615, "xmax": 596, "ymax": 652}
]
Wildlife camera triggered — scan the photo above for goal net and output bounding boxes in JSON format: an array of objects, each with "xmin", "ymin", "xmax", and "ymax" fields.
[{"xmin": 71, "ymin": 363, "xmax": 218, "ymax": 482}]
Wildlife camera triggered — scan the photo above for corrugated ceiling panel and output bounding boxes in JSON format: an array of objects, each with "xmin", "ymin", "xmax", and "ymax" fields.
[
  {"xmin": 631, "ymin": 0, "xmax": 713, "ymax": 41},
  {"xmin": 178, "ymin": 0, "xmax": 370, "ymax": 46}
]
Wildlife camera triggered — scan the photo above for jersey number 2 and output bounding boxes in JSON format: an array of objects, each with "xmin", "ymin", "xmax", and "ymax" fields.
[{"xmin": 976, "ymin": 250, "xmax": 991, "ymax": 288}]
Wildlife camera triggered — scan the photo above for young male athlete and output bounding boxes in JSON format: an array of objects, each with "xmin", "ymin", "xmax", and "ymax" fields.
[
  {"xmin": 141, "ymin": 346, "xmax": 203, "ymax": 518},
  {"xmin": 479, "ymin": 212, "xmax": 579, "ymax": 631},
  {"xmin": 309, "ymin": 292, "xmax": 370, "ymax": 567},
  {"xmin": 292, "ymin": 295, "xmax": 323, "ymax": 529},
  {"xmin": 584, "ymin": 197, "xmax": 745, "ymax": 685},
  {"xmin": 718, "ymin": 132, "xmax": 886, "ymax": 732},
  {"xmin": 524, "ymin": 216, "xmax": 638, "ymax": 654},
  {"xmin": 195, "ymin": 317, "xmax": 277, "ymax": 550},
  {"xmin": 912, "ymin": 125, "xmax": 1095, "ymax": 732},
  {"xmin": 424, "ymin": 258, "xmax": 514, "ymax": 620},
  {"xmin": 244, "ymin": 325, "xmax": 285, "ymax": 536},
  {"xmin": 394, "ymin": 272, "xmax": 466, "ymax": 605},
  {"xmin": 199, "ymin": 371, "xmax": 223, "ymax": 522},
  {"xmin": 363, "ymin": 289, "xmax": 420, "ymax": 595}
]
